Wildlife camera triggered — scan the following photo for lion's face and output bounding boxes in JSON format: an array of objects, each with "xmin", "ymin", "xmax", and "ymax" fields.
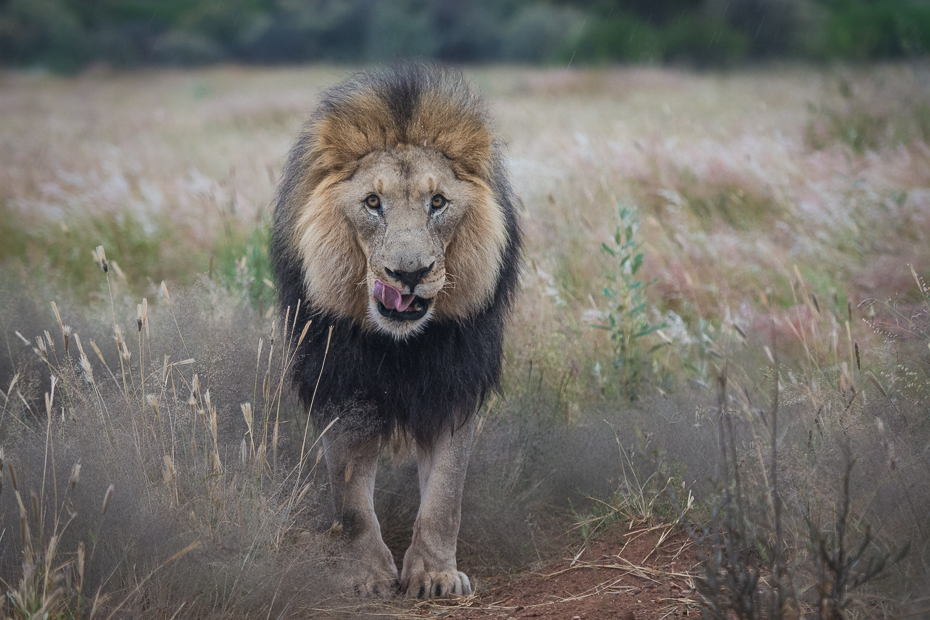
[{"xmin": 295, "ymin": 145, "xmax": 508, "ymax": 338}]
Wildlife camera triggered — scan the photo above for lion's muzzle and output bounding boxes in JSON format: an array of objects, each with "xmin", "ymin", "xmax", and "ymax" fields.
[{"xmin": 372, "ymin": 279, "xmax": 432, "ymax": 321}]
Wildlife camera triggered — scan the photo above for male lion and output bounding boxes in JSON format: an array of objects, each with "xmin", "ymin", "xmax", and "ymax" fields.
[{"xmin": 270, "ymin": 65, "xmax": 522, "ymax": 598}]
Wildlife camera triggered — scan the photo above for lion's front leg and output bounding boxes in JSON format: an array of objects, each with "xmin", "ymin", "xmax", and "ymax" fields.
[
  {"xmin": 401, "ymin": 415, "xmax": 476, "ymax": 599},
  {"xmin": 323, "ymin": 431, "xmax": 398, "ymax": 597}
]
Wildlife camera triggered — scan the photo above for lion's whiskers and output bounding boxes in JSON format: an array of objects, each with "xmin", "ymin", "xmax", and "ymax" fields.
[{"xmin": 439, "ymin": 273, "xmax": 460, "ymax": 298}]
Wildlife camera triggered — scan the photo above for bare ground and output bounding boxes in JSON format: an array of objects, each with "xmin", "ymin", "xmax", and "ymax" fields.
[{"xmin": 323, "ymin": 521, "xmax": 700, "ymax": 620}]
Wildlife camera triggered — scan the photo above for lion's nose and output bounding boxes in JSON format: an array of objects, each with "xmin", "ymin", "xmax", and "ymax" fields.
[{"xmin": 386, "ymin": 262, "xmax": 434, "ymax": 290}]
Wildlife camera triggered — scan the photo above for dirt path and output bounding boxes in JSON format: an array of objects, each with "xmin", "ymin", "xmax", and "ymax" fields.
[{"xmin": 405, "ymin": 521, "xmax": 701, "ymax": 620}]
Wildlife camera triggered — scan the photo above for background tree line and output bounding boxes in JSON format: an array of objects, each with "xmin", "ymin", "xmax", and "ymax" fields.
[{"xmin": 1, "ymin": 0, "xmax": 928, "ymax": 73}]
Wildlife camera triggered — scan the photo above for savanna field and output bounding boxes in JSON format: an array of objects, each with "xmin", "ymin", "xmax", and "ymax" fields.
[{"xmin": 1, "ymin": 64, "xmax": 929, "ymax": 618}]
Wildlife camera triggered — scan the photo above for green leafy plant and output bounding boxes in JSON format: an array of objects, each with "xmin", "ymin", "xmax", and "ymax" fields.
[
  {"xmin": 212, "ymin": 216, "xmax": 276, "ymax": 315},
  {"xmin": 596, "ymin": 204, "xmax": 667, "ymax": 398}
]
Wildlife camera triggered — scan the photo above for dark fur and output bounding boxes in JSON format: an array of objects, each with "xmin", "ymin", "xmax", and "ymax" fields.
[{"xmin": 271, "ymin": 64, "xmax": 522, "ymax": 444}]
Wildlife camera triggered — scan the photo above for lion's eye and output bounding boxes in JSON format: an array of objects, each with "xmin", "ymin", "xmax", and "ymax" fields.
[
  {"xmin": 430, "ymin": 194, "xmax": 448, "ymax": 211},
  {"xmin": 365, "ymin": 194, "xmax": 381, "ymax": 211}
]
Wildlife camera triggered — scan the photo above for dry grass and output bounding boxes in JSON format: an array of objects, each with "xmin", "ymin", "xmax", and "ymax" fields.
[
  {"xmin": 0, "ymin": 272, "xmax": 343, "ymax": 617},
  {"xmin": 1, "ymin": 63, "xmax": 930, "ymax": 617}
]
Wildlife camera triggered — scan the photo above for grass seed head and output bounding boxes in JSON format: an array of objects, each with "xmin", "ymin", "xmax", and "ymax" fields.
[
  {"xmin": 79, "ymin": 355, "xmax": 94, "ymax": 384},
  {"xmin": 74, "ymin": 334, "xmax": 94, "ymax": 384},
  {"xmin": 296, "ymin": 482, "xmax": 312, "ymax": 505},
  {"xmin": 19, "ymin": 513, "xmax": 29, "ymax": 552},
  {"xmin": 45, "ymin": 534, "xmax": 58, "ymax": 567},
  {"xmin": 163, "ymin": 455, "xmax": 176, "ymax": 484},
  {"xmin": 51, "ymin": 301, "xmax": 64, "ymax": 336},
  {"xmin": 35, "ymin": 336, "xmax": 47, "ymax": 360},
  {"xmin": 146, "ymin": 394, "xmax": 160, "ymax": 421},
  {"xmin": 7, "ymin": 462, "xmax": 17, "ymax": 492},
  {"xmin": 93, "ymin": 245, "xmax": 108, "ymax": 273},
  {"xmin": 70, "ymin": 463, "xmax": 81, "ymax": 492},
  {"xmin": 110, "ymin": 259, "xmax": 125, "ymax": 280},
  {"xmin": 101, "ymin": 484, "xmax": 114, "ymax": 516},
  {"xmin": 62, "ymin": 325, "xmax": 72, "ymax": 352},
  {"xmin": 77, "ymin": 542, "xmax": 85, "ymax": 584},
  {"xmin": 241, "ymin": 403, "xmax": 253, "ymax": 433}
]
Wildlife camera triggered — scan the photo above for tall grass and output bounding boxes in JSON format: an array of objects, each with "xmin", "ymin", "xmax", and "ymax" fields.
[{"xmin": 0, "ymin": 254, "xmax": 343, "ymax": 617}]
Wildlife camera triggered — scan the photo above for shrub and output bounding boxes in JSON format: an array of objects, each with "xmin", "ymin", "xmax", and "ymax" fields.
[
  {"xmin": 0, "ymin": 0, "xmax": 87, "ymax": 72},
  {"xmin": 595, "ymin": 204, "xmax": 667, "ymax": 398},
  {"xmin": 825, "ymin": 1, "xmax": 930, "ymax": 60},
  {"xmin": 502, "ymin": 5, "xmax": 583, "ymax": 63}
]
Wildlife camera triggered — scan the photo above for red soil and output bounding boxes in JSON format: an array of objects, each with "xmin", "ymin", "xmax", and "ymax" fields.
[{"xmin": 411, "ymin": 521, "xmax": 701, "ymax": 620}]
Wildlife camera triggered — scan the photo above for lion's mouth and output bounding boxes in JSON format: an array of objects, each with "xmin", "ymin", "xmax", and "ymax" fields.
[
  {"xmin": 373, "ymin": 279, "xmax": 431, "ymax": 322},
  {"xmin": 377, "ymin": 297, "xmax": 431, "ymax": 321}
]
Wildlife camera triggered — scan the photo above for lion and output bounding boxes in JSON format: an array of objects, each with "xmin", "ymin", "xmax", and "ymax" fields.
[{"xmin": 270, "ymin": 64, "xmax": 522, "ymax": 599}]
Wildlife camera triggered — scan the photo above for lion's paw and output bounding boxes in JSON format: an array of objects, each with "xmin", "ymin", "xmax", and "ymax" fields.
[
  {"xmin": 333, "ymin": 540, "xmax": 399, "ymax": 598},
  {"xmin": 352, "ymin": 575, "xmax": 399, "ymax": 599},
  {"xmin": 337, "ymin": 560, "xmax": 398, "ymax": 599},
  {"xmin": 403, "ymin": 570, "xmax": 471, "ymax": 599}
]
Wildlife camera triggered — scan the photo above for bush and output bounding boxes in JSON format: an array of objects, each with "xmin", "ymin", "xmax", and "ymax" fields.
[
  {"xmin": 0, "ymin": 0, "xmax": 87, "ymax": 72},
  {"xmin": 825, "ymin": 1, "xmax": 930, "ymax": 59},
  {"xmin": 559, "ymin": 11, "xmax": 749, "ymax": 67},
  {"xmin": 365, "ymin": 0, "xmax": 438, "ymax": 61},
  {"xmin": 664, "ymin": 16, "xmax": 749, "ymax": 67},
  {"xmin": 502, "ymin": 5, "xmax": 584, "ymax": 63},
  {"xmin": 561, "ymin": 13, "xmax": 665, "ymax": 64},
  {"xmin": 150, "ymin": 30, "xmax": 224, "ymax": 66}
]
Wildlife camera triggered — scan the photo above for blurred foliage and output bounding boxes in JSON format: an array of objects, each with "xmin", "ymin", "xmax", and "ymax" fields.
[
  {"xmin": 824, "ymin": 0, "xmax": 930, "ymax": 59},
  {"xmin": 0, "ymin": 198, "xmax": 272, "ymax": 310},
  {"xmin": 0, "ymin": 200, "xmax": 203, "ymax": 300},
  {"xmin": 0, "ymin": 0, "xmax": 927, "ymax": 72},
  {"xmin": 212, "ymin": 216, "xmax": 277, "ymax": 315},
  {"xmin": 806, "ymin": 75, "xmax": 930, "ymax": 152}
]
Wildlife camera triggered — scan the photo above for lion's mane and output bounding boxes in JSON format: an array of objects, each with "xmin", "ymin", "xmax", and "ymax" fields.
[{"xmin": 271, "ymin": 64, "xmax": 522, "ymax": 444}]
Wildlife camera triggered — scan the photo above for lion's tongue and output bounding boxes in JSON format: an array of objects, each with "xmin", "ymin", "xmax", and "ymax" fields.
[{"xmin": 373, "ymin": 279, "xmax": 416, "ymax": 312}]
